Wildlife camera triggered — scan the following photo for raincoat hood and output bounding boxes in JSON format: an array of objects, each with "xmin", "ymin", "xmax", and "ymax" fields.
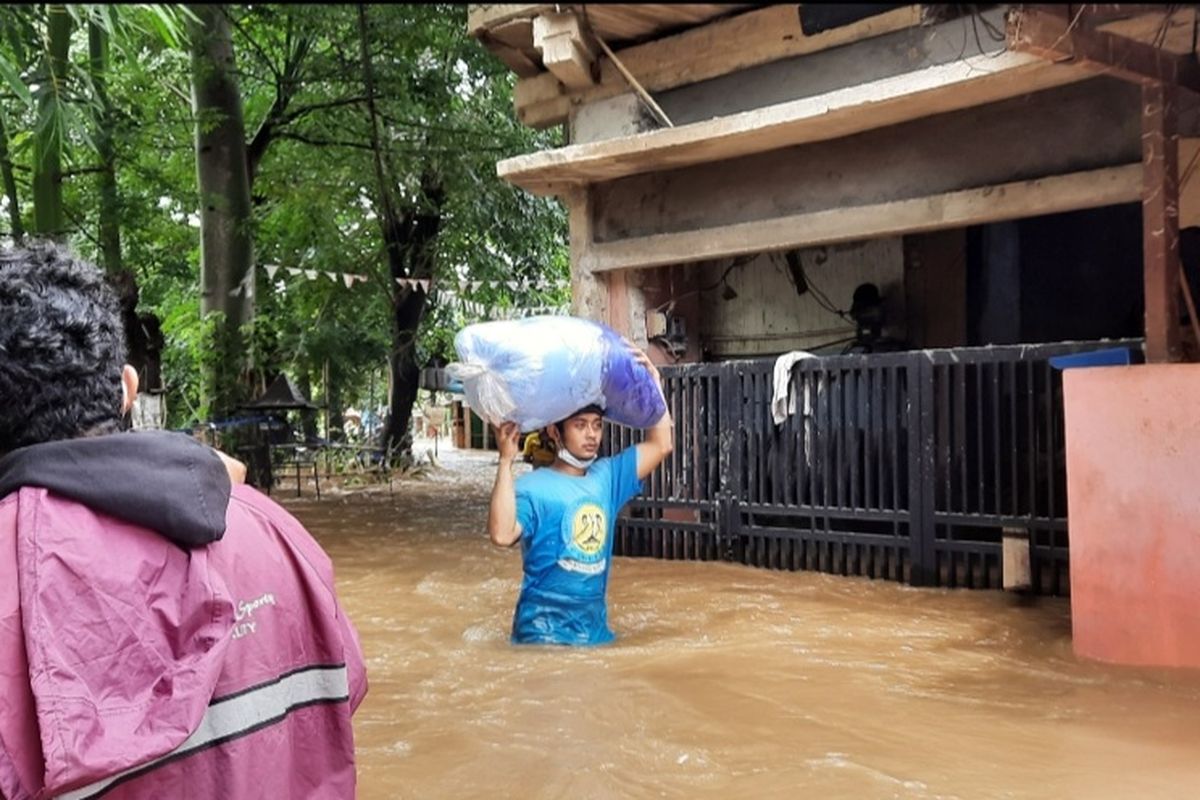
[{"xmin": 0, "ymin": 430, "xmax": 231, "ymax": 547}]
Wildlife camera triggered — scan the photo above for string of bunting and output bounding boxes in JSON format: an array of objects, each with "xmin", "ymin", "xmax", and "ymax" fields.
[
  {"xmin": 430, "ymin": 286, "xmax": 568, "ymax": 320},
  {"xmin": 227, "ymin": 263, "xmax": 569, "ymax": 319}
]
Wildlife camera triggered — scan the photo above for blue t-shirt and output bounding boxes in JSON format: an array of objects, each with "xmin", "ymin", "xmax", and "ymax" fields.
[{"xmin": 512, "ymin": 447, "xmax": 643, "ymax": 646}]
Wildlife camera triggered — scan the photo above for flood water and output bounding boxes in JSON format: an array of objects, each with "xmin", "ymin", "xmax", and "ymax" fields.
[{"xmin": 285, "ymin": 445, "xmax": 1200, "ymax": 800}]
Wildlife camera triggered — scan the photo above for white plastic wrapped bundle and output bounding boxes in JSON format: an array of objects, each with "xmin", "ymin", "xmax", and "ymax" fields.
[{"xmin": 446, "ymin": 316, "xmax": 666, "ymax": 432}]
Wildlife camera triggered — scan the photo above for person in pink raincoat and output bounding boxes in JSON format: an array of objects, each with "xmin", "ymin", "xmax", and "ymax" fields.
[{"xmin": 0, "ymin": 242, "xmax": 367, "ymax": 799}]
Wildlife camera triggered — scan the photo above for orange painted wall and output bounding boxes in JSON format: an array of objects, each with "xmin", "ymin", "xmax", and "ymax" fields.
[{"xmin": 1063, "ymin": 364, "xmax": 1200, "ymax": 668}]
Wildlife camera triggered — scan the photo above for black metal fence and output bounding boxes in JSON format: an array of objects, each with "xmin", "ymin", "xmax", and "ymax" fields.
[{"xmin": 609, "ymin": 340, "xmax": 1142, "ymax": 595}]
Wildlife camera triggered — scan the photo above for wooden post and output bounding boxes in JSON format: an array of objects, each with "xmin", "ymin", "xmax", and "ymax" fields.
[
  {"xmin": 1142, "ymin": 81, "xmax": 1183, "ymax": 363},
  {"xmin": 606, "ymin": 269, "xmax": 632, "ymax": 337},
  {"xmin": 566, "ymin": 187, "xmax": 608, "ymax": 321},
  {"xmin": 323, "ymin": 358, "xmax": 331, "ymax": 439},
  {"xmin": 1001, "ymin": 527, "xmax": 1032, "ymax": 592}
]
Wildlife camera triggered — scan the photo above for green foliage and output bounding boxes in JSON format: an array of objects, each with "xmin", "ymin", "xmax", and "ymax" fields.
[{"xmin": 0, "ymin": 3, "xmax": 568, "ymax": 432}]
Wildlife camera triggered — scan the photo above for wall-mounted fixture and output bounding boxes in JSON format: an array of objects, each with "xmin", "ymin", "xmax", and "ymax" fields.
[{"xmin": 646, "ymin": 309, "xmax": 688, "ymax": 358}]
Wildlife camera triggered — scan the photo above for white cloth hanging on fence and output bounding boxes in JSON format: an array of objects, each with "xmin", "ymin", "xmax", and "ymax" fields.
[{"xmin": 771, "ymin": 350, "xmax": 818, "ymax": 426}]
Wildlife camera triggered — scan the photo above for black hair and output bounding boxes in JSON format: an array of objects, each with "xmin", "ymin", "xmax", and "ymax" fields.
[
  {"xmin": 553, "ymin": 403, "xmax": 604, "ymax": 428},
  {"xmin": 0, "ymin": 240, "xmax": 127, "ymax": 453},
  {"xmin": 545, "ymin": 404, "xmax": 605, "ymax": 446}
]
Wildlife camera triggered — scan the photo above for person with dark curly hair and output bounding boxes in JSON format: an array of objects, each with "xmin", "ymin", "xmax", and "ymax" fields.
[{"xmin": 0, "ymin": 242, "xmax": 367, "ymax": 799}]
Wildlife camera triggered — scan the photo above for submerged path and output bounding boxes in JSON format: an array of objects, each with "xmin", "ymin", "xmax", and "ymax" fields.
[{"xmin": 284, "ymin": 445, "xmax": 1200, "ymax": 800}]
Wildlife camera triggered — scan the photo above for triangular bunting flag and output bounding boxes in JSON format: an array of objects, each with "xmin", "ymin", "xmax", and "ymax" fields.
[
  {"xmin": 287, "ymin": 267, "xmax": 302, "ymax": 277},
  {"xmin": 304, "ymin": 270, "xmax": 318, "ymax": 281},
  {"xmin": 265, "ymin": 264, "xmax": 280, "ymax": 280},
  {"xmin": 418, "ymin": 279, "xmax": 430, "ymax": 293},
  {"xmin": 325, "ymin": 271, "xmax": 338, "ymax": 283},
  {"xmin": 342, "ymin": 273, "xmax": 356, "ymax": 289}
]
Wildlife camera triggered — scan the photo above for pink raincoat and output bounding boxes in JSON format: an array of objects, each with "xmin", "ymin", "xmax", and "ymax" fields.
[{"xmin": 0, "ymin": 476, "xmax": 367, "ymax": 800}]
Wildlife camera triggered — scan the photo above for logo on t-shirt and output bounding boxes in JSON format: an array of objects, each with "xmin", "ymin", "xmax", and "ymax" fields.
[
  {"xmin": 571, "ymin": 502, "xmax": 606, "ymax": 555},
  {"xmin": 557, "ymin": 502, "xmax": 609, "ymax": 575}
]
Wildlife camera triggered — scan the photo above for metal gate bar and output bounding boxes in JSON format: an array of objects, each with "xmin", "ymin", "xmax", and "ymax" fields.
[{"xmin": 612, "ymin": 340, "xmax": 1142, "ymax": 595}]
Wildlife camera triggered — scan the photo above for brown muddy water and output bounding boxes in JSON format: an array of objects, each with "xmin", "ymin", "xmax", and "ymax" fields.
[{"xmin": 285, "ymin": 446, "xmax": 1200, "ymax": 800}]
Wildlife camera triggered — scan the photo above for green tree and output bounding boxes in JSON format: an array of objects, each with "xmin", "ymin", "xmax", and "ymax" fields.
[
  {"xmin": 32, "ymin": 4, "xmax": 71, "ymax": 239},
  {"xmin": 88, "ymin": 16, "xmax": 120, "ymax": 270},
  {"xmin": 0, "ymin": 4, "xmax": 570, "ymax": 451},
  {"xmin": 189, "ymin": 3, "xmax": 255, "ymax": 417}
]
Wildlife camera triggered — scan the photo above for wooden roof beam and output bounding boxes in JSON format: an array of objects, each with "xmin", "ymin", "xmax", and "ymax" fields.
[
  {"xmin": 533, "ymin": 11, "xmax": 598, "ymax": 91},
  {"xmin": 1067, "ymin": 4, "xmax": 1175, "ymax": 28},
  {"xmin": 477, "ymin": 31, "xmax": 542, "ymax": 78},
  {"xmin": 514, "ymin": 5, "xmax": 925, "ymax": 129},
  {"xmin": 1009, "ymin": 5, "xmax": 1200, "ymax": 93},
  {"xmin": 468, "ymin": 5, "xmax": 554, "ymax": 38}
]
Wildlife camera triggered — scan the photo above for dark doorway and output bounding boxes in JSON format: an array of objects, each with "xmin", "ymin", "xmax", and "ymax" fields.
[{"xmin": 967, "ymin": 203, "xmax": 1144, "ymax": 346}]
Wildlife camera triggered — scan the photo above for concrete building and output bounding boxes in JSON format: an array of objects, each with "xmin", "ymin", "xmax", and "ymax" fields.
[{"xmin": 470, "ymin": 4, "xmax": 1200, "ymax": 668}]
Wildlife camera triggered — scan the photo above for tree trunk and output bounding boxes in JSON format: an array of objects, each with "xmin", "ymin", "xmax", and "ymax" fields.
[
  {"xmin": 323, "ymin": 358, "xmax": 347, "ymax": 443},
  {"xmin": 0, "ymin": 107, "xmax": 22, "ymax": 242},
  {"xmin": 32, "ymin": 4, "xmax": 71, "ymax": 240},
  {"xmin": 88, "ymin": 20, "xmax": 121, "ymax": 271},
  {"xmin": 189, "ymin": 3, "xmax": 255, "ymax": 419},
  {"xmin": 380, "ymin": 174, "xmax": 445, "ymax": 458},
  {"xmin": 297, "ymin": 371, "xmax": 318, "ymax": 442},
  {"xmin": 355, "ymin": 4, "xmax": 445, "ymax": 458}
]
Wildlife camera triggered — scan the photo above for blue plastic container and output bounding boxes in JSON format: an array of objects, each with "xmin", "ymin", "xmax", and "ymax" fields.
[{"xmin": 1048, "ymin": 348, "xmax": 1132, "ymax": 370}]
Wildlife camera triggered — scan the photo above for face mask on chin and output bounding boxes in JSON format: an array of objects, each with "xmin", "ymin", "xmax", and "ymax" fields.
[{"xmin": 557, "ymin": 447, "xmax": 596, "ymax": 470}]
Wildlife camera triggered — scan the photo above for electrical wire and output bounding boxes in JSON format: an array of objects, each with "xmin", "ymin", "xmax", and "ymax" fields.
[
  {"xmin": 651, "ymin": 254, "xmax": 756, "ymax": 312},
  {"xmin": 651, "ymin": 248, "xmax": 855, "ymax": 331},
  {"xmin": 785, "ymin": 249, "xmax": 850, "ymax": 322},
  {"xmin": 976, "ymin": 9, "xmax": 1006, "ymax": 42},
  {"xmin": 698, "ymin": 254, "xmax": 755, "ymax": 292}
]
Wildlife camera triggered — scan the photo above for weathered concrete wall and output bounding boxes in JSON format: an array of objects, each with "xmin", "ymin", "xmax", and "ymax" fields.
[
  {"xmin": 569, "ymin": 92, "xmax": 653, "ymax": 145},
  {"xmin": 656, "ymin": 7, "xmax": 1006, "ymax": 126},
  {"xmin": 591, "ymin": 77, "xmax": 1140, "ymax": 242},
  {"xmin": 695, "ymin": 238, "xmax": 905, "ymax": 358},
  {"xmin": 567, "ymin": 8, "xmax": 1010, "ymax": 145}
]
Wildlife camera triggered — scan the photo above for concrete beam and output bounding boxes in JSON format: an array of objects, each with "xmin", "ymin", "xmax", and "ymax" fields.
[
  {"xmin": 580, "ymin": 165, "xmax": 1142, "ymax": 273},
  {"xmin": 499, "ymin": 48, "xmax": 1094, "ymax": 195},
  {"xmin": 591, "ymin": 78, "xmax": 1141, "ymax": 242}
]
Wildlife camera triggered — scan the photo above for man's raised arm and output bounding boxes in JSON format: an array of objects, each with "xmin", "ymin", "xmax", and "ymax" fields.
[
  {"xmin": 487, "ymin": 422, "xmax": 523, "ymax": 547},
  {"xmin": 633, "ymin": 349, "xmax": 674, "ymax": 480}
]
